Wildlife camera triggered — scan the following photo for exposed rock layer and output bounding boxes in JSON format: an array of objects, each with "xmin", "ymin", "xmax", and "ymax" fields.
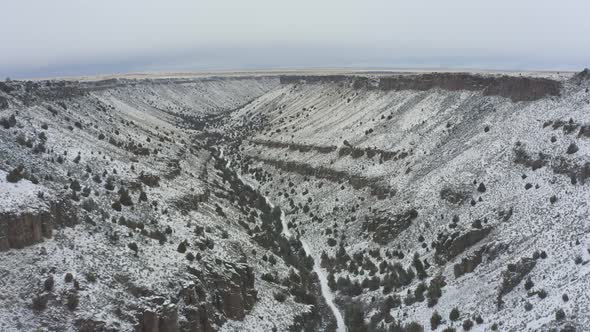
[{"xmin": 280, "ymin": 72, "xmax": 562, "ymax": 102}]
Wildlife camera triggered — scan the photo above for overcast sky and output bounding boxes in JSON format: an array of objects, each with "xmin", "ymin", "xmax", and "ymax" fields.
[{"xmin": 1, "ymin": 0, "xmax": 589, "ymax": 78}]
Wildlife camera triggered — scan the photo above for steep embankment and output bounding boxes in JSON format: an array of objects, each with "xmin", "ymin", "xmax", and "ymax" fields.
[
  {"xmin": 1, "ymin": 70, "xmax": 589, "ymax": 332},
  {"xmin": 0, "ymin": 76, "xmax": 323, "ymax": 332},
  {"xmin": 221, "ymin": 71, "xmax": 590, "ymax": 331}
]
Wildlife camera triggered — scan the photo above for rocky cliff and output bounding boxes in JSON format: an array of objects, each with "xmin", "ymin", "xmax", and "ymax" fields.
[{"xmin": 0, "ymin": 70, "xmax": 588, "ymax": 332}]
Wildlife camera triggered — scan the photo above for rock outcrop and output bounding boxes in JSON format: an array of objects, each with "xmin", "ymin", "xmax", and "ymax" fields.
[
  {"xmin": 434, "ymin": 227, "xmax": 492, "ymax": 264},
  {"xmin": 279, "ymin": 72, "xmax": 562, "ymax": 102},
  {"xmin": 136, "ymin": 304, "xmax": 179, "ymax": 332},
  {"xmin": 209, "ymin": 262, "xmax": 257, "ymax": 320},
  {"xmin": 378, "ymin": 73, "xmax": 561, "ymax": 101},
  {"xmin": 0, "ymin": 198, "xmax": 77, "ymax": 251},
  {"xmin": 453, "ymin": 242, "xmax": 509, "ymax": 278},
  {"xmin": 497, "ymin": 257, "xmax": 537, "ymax": 306},
  {"xmin": 0, "ymin": 210, "xmax": 53, "ymax": 250},
  {"xmin": 365, "ymin": 209, "xmax": 418, "ymax": 244}
]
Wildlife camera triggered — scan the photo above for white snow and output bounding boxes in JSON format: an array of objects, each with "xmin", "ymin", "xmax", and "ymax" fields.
[{"xmin": 0, "ymin": 170, "xmax": 49, "ymax": 214}]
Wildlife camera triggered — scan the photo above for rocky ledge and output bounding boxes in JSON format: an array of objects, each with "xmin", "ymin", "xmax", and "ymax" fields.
[{"xmin": 0, "ymin": 170, "xmax": 76, "ymax": 250}]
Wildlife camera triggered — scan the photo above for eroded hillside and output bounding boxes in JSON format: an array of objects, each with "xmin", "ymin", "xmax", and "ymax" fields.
[{"xmin": 0, "ymin": 70, "xmax": 589, "ymax": 332}]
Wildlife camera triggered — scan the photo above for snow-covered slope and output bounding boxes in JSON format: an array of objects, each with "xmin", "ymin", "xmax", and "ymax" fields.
[
  {"xmin": 221, "ymin": 71, "xmax": 590, "ymax": 332},
  {"xmin": 0, "ymin": 70, "xmax": 589, "ymax": 332}
]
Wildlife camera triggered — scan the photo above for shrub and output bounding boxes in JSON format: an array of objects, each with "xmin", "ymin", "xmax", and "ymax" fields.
[
  {"xmin": 274, "ymin": 291, "xmax": 287, "ymax": 303},
  {"xmin": 0, "ymin": 114, "xmax": 16, "ymax": 129},
  {"xmin": 524, "ymin": 302, "xmax": 533, "ymax": 311},
  {"xmin": 261, "ymin": 273, "xmax": 275, "ymax": 283},
  {"xmin": 538, "ymin": 289, "xmax": 548, "ymax": 299},
  {"xmin": 404, "ymin": 292, "xmax": 416, "ymax": 306},
  {"xmin": 555, "ymin": 308, "xmax": 566, "ymax": 321},
  {"xmin": 413, "ymin": 253, "xmax": 427, "ymax": 279},
  {"xmin": 44, "ymin": 276, "xmax": 54, "ymax": 291},
  {"xmin": 462, "ymin": 319, "xmax": 473, "ymax": 331},
  {"xmin": 112, "ymin": 201, "xmax": 122, "ymax": 211},
  {"xmin": 566, "ymin": 143, "xmax": 578, "ymax": 154},
  {"xmin": 139, "ymin": 173, "xmax": 160, "ymax": 187},
  {"xmin": 81, "ymin": 186, "xmax": 91, "ymax": 198},
  {"xmin": 32, "ymin": 141, "xmax": 46, "ymax": 154},
  {"xmin": 70, "ymin": 180, "xmax": 81, "ymax": 192},
  {"xmin": 32, "ymin": 294, "xmax": 48, "ymax": 311},
  {"xmin": 177, "ymin": 241, "xmax": 187, "ymax": 253},
  {"xmin": 85, "ymin": 272, "xmax": 97, "ymax": 283},
  {"xmin": 344, "ymin": 302, "xmax": 368, "ymax": 332},
  {"xmin": 215, "ymin": 204, "xmax": 226, "ymax": 217},
  {"xmin": 477, "ymin": 183, "xmax": 486, "ymax": 193},
  {"xmin": 6, "ymin": 165, "xmax": 25, "ymax": 183},
  {"xmin": 328, "ymin": 273, "xmax": 336, "ymax": 290},
  {"xmin": 414, "ymin": 282, "xmax": 427, "ymax": 302},
  {"xmin": 186, "ymin": 252, "xmax": 195, "ymax": 261},
  {"xmin": 66, "ymin": 292, "xmax": 79, "ymax": 310},
  {"xmin": 128, "ymin": 242, "xmax": 138, "ymax": 255},
  {"xmin": 105, "ymin": 177, "xmax": 115, "ymax": 191},
  {"xmin": 65, "ymin": 273, "xmax": 73, "ymax": 283},
  {"xmin": 118, "ymin": 188, "xmax": 133, "ymax": 206},
  {"xmin": 449, "ymin": 307, "xmax": 460, "ymax": 321},
  {"xmin": 404, "ymin": 322, "xmax": 424, "ymax": 332},
  {"xmin": 426, "ymin": 275, "xmax": 446, "ymax": 307},
  {"xmin": 430, "ymin": 311, "xmax": 442, "ymax": 330}
]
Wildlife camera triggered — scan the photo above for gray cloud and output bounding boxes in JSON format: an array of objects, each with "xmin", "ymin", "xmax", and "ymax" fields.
[{"xmin": 1, "ymin": 0, "xmax": 589, "ymax": 78}]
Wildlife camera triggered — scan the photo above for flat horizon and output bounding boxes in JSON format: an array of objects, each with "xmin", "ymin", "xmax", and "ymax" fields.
[{"xmin": 19, "ymin": 66, "xmax": 585, "ymax": 82}]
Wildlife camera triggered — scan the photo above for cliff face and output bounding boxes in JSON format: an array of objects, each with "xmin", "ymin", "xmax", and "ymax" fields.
[
  {"xmin": 0, "ymin": 210, "xmax": 52, "ymax": 250},
  {"xmin": 378, "ymin": 73, "xmax": 562, "ymax": 101},
  {"xmin": 0, "ymin": 170, "xmax": 70, "ymax": 251},
  {"xmin": 0, "ymin": 197, "xmax": 76, "ymax": 251},
  {"xmin": 228, "ymin": 70, "xmax": 589, "ymax": 331},
  {"xmin": 280, "ymin": 72, "xmax": 563, "ymax": 102}
]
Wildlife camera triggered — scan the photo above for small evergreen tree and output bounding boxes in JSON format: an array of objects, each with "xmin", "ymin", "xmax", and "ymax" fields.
[
  {"xmin": 177, "ymin": 240, "xmax": 187, "ymax": 253},
  {"xmin": 449, "ymin": 307, "xmax": 460, "ymax": 321},
  {"xmin": 413, "ymin": 253, "xmax": 427, "ymax": 279},
  {"xmin": 118, "ymin": 188, "xmax": 133, "ymax": 206},
  {"xmin": 462, "ymin": 319, "xmax": 473, "ymax": 331},
  {"xmin": 43, "ymin": 276, "xmax": 54, "ymax": 291},
  {"xmin": 6, "ymin": 165, "xmax": 24, "ymax": 183},
  {"xmin": 128, "ymin": 242, "xmax": 138, "ymax": 255},
  {"xmin": 430, "ymin": 311, "xmax": 442, "ymax": 330}
]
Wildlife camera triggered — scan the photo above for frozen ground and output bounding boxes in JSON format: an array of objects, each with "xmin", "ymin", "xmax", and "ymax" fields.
[{"xmin": 0, "ymin": 70, "xmax": 589, "ymax": 331}]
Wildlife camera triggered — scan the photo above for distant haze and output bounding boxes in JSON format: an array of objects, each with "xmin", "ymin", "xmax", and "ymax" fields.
[{"xmin": 1, "ymin": 0, "xmax": 589, "ymax": 78}]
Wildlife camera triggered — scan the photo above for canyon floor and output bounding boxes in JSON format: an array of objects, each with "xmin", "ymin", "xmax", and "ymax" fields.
[{"xmin": 0, "ymin": 69, "xmax": 589, "ymax": 332}]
